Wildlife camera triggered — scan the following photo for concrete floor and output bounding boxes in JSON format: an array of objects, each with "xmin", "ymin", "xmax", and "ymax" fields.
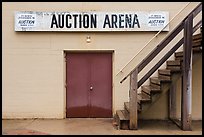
[{"xmin": 2, "ymin": 118, "xmax": 202, "ymax": 135}]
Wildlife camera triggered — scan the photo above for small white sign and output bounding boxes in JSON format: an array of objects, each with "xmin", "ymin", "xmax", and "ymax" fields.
[
  {"xmin": 16, "ymin": 13, "xmax": 36, "ymax": 27},
  {"xmin": 15, "ymin": 11, "xmax": 169, "ymax": 32},
  {"xmin": 148, "ymin": 13, "xmax": 167, "ymax": 27}
]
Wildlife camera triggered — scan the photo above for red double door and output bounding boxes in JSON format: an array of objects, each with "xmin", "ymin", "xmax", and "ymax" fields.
[{"xmin": 66, "ymin": 52, "xmax": 112, "ymax": 118}]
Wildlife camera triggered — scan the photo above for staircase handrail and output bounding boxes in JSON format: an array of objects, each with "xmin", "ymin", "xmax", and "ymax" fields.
[{"xmin": 120, "ymin": 2, "xmax": 202, "ymax": 84}]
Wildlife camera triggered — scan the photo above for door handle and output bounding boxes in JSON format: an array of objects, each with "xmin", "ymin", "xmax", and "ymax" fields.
[{"xmin": 90, "ymin": 86, "xmax": 93, "ymax": 91}]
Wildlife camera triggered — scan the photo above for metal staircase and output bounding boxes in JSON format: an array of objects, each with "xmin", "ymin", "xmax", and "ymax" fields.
[{"xmin": 115, "ymin": 3, "xmax": 202, "ymax": 131}]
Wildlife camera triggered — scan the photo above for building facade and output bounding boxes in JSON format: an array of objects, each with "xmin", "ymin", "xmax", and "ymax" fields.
[{"xmin": 2, "ymin": 2, "xmax": 202, "ymax": 120}]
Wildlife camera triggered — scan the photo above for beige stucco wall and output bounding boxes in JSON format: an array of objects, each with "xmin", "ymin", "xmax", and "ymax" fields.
[{"xmin": 2, "ymin": 2, "xmax": 202, "ymax": 120}]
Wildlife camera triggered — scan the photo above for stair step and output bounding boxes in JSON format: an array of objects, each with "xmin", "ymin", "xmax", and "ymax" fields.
[
  {"xmin": 150, "ymin": 77, "xmax": 161, "ymax": 85},
  {"xmin": 158, "ymin": 69, "xmax": 171, "ymax": 75},
  {"xmin": 175, "ymin": 57, "xmax": 183, "ymax": 61},
  {"xmin": 175, "ymin": 51, "xmax": 183, "ymax": 58},
  {"xmin": 167, "ymin": 60, "xmax": 181, "ymax": 66},
  {"xmin": 193, "ymin": 38, "xmax": 202, "ymax": 43},
  {"xmin": 193, "ymin": 46, "xmax": 202, "ymax": 52},
  {"xmin": 141, "ymin": 85, "xmax": 161, "ymax": 95},
  {"xmin": 115, "ymin": 110, "xmax": 129, "ymax": 129},
  {"xmin": 150, "ymin": 77, "xmax": 171, "ymax": 85},
  {"xmin": 175, "ymin": 49, "xmax": 202, "ymax": 61},
  {"xmin": 193, "ymin": 41, "xmax": 202, "ymax": 47},
  {"xmin": 175, "ymin": 46, "xmax": 202, "ymax": 58},
  {"xmin": 141, "ymin": 91, "xmax": 151, "ymax": 100},
  {"xmin": 116, "ymin": 110, "xmax": 129, "ymax": 120},
  {"xmin": 166, "ymin": 66, "xmax": 181, "ymax": 71},
  {"xmin": 124, "ymin": 102, "xmax": 141, "ymax": 112},
  {"xmin": 174, "ymin": 33, "xmax": 202, "ymax": 59},
  {"xmin": 192, "ymin": 33, "xmax": 202, "ymax": 40},
  {"xmin": 138, "ymin": 93, "xmax": 151, "ymax": 102},
  {"xmin": 159, "ymin": 74, "xmax": 171, "ymax": 81},
  {"xmin": 150, "ymin": 83, "xmax": 161, "ymax": 90}
]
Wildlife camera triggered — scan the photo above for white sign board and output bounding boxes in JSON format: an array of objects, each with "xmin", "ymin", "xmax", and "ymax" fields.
[{"xmin": 15, "ymin": 11, "xmax": 169, "ymax": 31}]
